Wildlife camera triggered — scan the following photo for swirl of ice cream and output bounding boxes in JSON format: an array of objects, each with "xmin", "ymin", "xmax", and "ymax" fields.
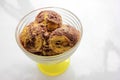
[
  {"xmin": 20, "ymin": 22, "xmax": 45, "ymax": 53},
  {"xmin": 49, "ymin": 25, "xmax": 80, "ymax": 53},
  {"xmin": 35, "ymin": 10, "xmax": 62, "ymax": 32}
]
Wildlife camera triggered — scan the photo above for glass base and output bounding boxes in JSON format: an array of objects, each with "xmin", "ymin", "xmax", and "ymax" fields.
[{"xmin": 37, "ymin": 59, "xmax": 70, "ymax": 76}]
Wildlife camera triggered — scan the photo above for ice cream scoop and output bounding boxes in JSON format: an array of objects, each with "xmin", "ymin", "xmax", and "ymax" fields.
[
  {"xmin": 49, "ymin": 25, "xmax": 80, "ymax": 53},
  {"xmin": 35, "ymin": 10, "xmax": 62, "ymax": 32},
  {"xmin": 20, "ymin": 22, "xmax": 44, "ymax": 53}
]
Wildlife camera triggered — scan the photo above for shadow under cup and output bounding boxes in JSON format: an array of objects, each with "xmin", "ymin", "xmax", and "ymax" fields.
[{"xmin": 15, "ymin": 7, "xmax": 83, "ymax": 76}]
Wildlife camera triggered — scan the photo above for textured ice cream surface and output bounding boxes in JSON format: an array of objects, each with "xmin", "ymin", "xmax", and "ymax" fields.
[
  {"xmin": 35, "ymin": 10, "xmax": 62, "ymax": 32},
  {"xmin": 49, "ymin": 25, "xmax": 80, "ymax": 53},
  {"xmin": 20, "ymin": 22, "xmax": 44, "ymax": 53}
]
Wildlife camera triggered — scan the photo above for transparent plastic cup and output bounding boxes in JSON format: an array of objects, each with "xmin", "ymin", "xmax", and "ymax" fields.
[{"xmin": 15, "ymin": 7, "xmax": 83, "ymax": 76}]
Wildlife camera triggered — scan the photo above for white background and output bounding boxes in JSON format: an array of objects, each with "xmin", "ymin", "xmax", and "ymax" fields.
[{"xmin": 0, "ymin": 0, "xmax": 120, "ymax": 80}]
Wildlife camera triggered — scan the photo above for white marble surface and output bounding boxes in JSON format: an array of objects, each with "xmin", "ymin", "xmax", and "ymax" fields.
[{"xmin": 0, "ymin": 0, "xmax": 120, "ymax": 80}]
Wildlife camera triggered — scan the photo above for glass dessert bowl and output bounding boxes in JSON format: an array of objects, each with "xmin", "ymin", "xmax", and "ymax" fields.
[{"xmin": 15, "ymin": 7, "xmax": 83, "ymax": 76}]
